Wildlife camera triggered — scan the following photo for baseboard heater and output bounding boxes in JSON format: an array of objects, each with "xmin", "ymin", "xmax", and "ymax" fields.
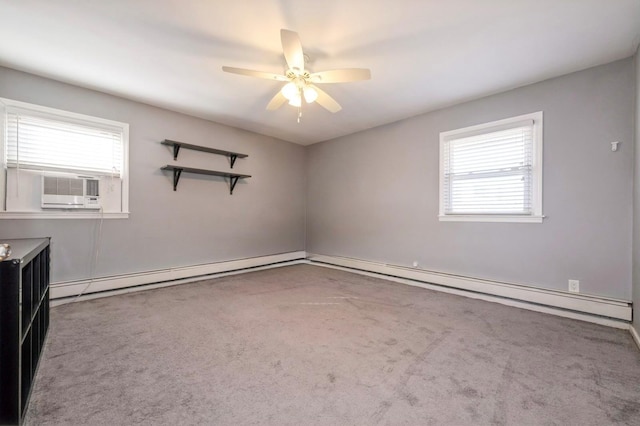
[
  {"xmin": 306, "ymin": 254, "xmax": 632, "ymax": 325},
  {"xmin": 50, "ymin": 251, "xmax": 631, "ymax": 328},
  {"xmin": 51, "ymin": 251, "xmax": 307, "ymax": 302}
]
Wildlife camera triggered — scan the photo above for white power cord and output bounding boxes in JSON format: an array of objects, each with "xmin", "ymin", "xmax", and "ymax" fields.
[{"xmin": 73, "ymin": 205, "xmax": 104, "ymax": 302}]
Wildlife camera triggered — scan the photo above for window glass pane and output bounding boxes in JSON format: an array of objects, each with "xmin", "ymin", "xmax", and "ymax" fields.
[{"xmin": 449, "ymin": 174, "xmax": 529, "ymax": 214}]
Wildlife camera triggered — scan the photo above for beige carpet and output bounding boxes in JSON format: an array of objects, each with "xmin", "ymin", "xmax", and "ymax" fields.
[{"xmin": 25, "ymin": 265, "xmax": 640, "ymax": 425}]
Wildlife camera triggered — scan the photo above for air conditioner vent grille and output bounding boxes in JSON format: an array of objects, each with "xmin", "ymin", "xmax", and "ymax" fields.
[{"xmin": 43, "ymin": 177, "xmax": 83, "ymax": 196}]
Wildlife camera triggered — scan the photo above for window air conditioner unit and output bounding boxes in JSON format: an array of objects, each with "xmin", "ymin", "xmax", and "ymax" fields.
[{"xmin": 41, "ymin": 175, "xmax": 101, "ymax": 209}]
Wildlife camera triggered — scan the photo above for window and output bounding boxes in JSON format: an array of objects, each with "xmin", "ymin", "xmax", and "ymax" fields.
[
  {"xmin": 439, "ymin": 112, "xmax": 543, "ymax": 223},
  {"xmin": 0, "ymin": 98, "xmax": 129, "ymax": 218}
]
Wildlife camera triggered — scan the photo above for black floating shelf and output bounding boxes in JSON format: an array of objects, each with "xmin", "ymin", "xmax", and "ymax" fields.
[
  {"xmin": 161, "ymin": 165, "xmax": 251, "ymax": 195},
  {"xmin": 161, "ymin": 140, "xmax": 248, "ymax": 168}
]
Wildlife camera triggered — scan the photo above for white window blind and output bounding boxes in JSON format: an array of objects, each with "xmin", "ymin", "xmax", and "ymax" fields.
[
  {"xmin": 442, "ymin": 120, "xmax": 534, "ymax": 215},
  {"xmin": 6, "ymin": 111, "xmax": 123, "ymax": 175}
]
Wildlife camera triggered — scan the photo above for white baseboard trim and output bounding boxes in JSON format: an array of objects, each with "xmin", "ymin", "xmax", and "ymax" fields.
[
  {"xmin": 307, "ymin": 254, "xmax": 632, "ymax": 327},
  {"xmin": 630, "ymin": 325, "xmax": 640, "ymax": 351},
  {"xmin": 51, "ymin": 251, "xmax": 307, "ymax": 303}
]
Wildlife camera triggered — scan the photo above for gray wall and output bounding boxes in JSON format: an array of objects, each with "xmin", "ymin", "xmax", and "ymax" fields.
[
  {"xmin": 0, "ymin": 67, "xmax": 306, "ymax": 283},
  {"xmin": 307, "ymin": 59, "xmax": 634, "ymax": 301},
  {"xmin": 633, "ymin": 48, "xmax": 640, "ymax": 329}
]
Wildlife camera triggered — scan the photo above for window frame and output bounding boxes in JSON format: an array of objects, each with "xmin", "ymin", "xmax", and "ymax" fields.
[
  {"xmin": 0, "ymin": 98, "xmax": 129, "ymax": 219},
  {"xmin": 438, "ymin": 111, "xmax": 544, "ymax": 223}
]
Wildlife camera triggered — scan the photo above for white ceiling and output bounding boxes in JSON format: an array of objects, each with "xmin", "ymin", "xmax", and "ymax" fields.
[{"xmin": 1, "ymin": 1, "xmax": 639, "ymax": 145}]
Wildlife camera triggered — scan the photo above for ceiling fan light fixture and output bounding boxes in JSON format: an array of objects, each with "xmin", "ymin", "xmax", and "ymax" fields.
[
  {"xmin": 281, "ymin": 82, "xmax": 298, "ymax": 101},
  {"xmin": 288, "ymin": 94, "xmax": 302, "ymax": 107},
  {"xmin": 303, "ymin": 86, "xmax": 318, "ymax": 103}
]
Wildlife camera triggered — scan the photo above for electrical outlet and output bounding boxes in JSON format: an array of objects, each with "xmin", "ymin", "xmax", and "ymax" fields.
[
  {"xmin": 412, "ymin": 261, "xmax": 419, "ymax": 268},
  {"xmin": 568, "ymin": 279, "xmax": 580, "ymax": 293}
]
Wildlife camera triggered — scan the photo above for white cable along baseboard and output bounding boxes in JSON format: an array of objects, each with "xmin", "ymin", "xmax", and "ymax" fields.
[
  {"xmin": 306, "ymin": 253, "xmax": 632, "ymax": 328},
  {"xmin": 51, "ymin": 251, "xmax": 307, "ymax": 303}
]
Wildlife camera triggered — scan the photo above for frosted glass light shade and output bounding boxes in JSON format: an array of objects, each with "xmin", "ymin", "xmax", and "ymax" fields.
[
  {"xmin": 288, "ymin": 95, "xmax": 302, "ymax": 107},
  {"xmin": 303, "ymin": 86, "xmax": 318, "ymax": 103},
  {"xmin": 281, "ymin": 82, "xmax": 298, "ymax": 100}
]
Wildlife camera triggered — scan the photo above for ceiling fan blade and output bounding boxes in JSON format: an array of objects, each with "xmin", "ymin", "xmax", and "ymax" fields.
[
  {"xmin": 266, "ymin": 91, "xmax": 287, "ymax": 111},
  {"xmin": 222, "ymin": 66, "xmax": 288, "ymax": 81},
  {"xmin": 280, "ymin": 29, "xmax": 304, "ymax": 71},
  {"xmin": 309, "ymin": 68, "xmax": 371, "ymax": 83},
  {"xmin": 311, "ymin": 85, "xmax": 342, "ymax": 113}
]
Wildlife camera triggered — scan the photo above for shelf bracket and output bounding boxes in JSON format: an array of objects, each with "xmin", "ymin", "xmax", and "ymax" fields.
[
  {"xmin": 229, "ymin": 154, "xmax": 238, "ymax": 169},
  {"xmin": 228, "ymin": 176, "xmax": 240, "ymax": 195},
  {"xmin": 172, "ymin": 144, "xmax": 181, "ymax": 160},
  {"xmin": 172, "ymin": 168, "xmax": 183, "ymax": 191}
]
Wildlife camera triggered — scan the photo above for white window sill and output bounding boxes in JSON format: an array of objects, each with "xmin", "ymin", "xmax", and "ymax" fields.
[
  {"xmin": 0, "ymin": 211, "xmax": 129, "ymax": 219},
  {"xmin": 438, "ymin": 214, "xmax": 545, "ymax": 223}
]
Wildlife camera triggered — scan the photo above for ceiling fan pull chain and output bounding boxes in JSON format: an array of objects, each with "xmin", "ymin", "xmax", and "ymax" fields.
[{"xmin": 297, "ymin": 87, "xmax": 303, "ymax": 123}]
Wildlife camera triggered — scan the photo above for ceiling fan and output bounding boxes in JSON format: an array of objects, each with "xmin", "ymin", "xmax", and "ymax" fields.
[{"xmin": 222, "ymin": 29, "xmax": 371, "ymax": 120}]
